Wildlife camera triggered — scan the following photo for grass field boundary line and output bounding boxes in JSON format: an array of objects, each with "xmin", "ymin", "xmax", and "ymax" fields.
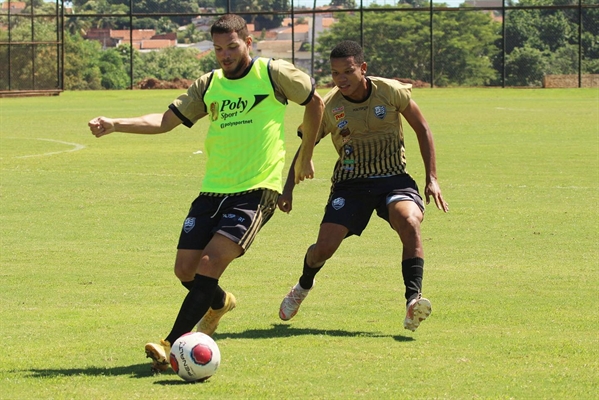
[{"xmin": 3, "ymin": 137, "xmax": 86, "ymax": 159}]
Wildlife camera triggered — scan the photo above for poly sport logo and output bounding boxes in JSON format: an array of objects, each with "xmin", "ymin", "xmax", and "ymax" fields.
[
  {"xmin": 211, "ymin": 95, "xmax": 269, "ymax": 122},
  {"xmin": 331, "ymin": 197, "xmax": 345, "ymax": 210},
  {"xmin": 183, "ymin": 217, "xmax": 196, "ymax": 233}
]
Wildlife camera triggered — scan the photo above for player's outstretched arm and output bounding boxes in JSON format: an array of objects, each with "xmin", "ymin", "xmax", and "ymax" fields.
[
  {"xmin": 88, "ymin": 109, "xmax": 182, "ymax": 138},
  {"xmin": 278, "ymin": 147, "xmax": 301, "ymax": 213},
  {"xmin": 402, "ymin": 99, "xmax": 449, "ymax": 213},
  {"xmin": 294, "ymin": 92, "xmax": 324, "ymax": 184}
]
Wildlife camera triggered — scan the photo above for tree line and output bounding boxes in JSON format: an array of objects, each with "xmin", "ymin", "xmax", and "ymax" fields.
[{"xmin": 1, "ymin": 0, "xmax": 597, "ymax": 90}]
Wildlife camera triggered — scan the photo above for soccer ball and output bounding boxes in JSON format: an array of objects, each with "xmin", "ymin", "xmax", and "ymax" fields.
[{"xmin": 169, "ymin": 332, "xmax": 221, "ymax": 382}]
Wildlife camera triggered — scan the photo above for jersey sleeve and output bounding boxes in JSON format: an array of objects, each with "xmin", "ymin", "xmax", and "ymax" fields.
[
  {"xmin": 296, "ymin": 119, "xmax": 327, "ymax": 145},
  {"xmin": 269, "ymin": 59, "xmax": 315, "ymax": 106},
  {"xmin": 169, "ymin": 73, "xmax": 211, "ymax": 127},
  {"xmin": 392, "ymin": 79, "xmax": 413, "ymax": 113},
  {"xmin": 319, "ymin": 88, "xmax": 341, "ymax": 140}
]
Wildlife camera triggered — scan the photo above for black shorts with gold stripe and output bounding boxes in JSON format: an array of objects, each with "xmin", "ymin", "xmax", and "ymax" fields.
[
  {"xmin": 177, "ymin": 189, "xmax": 278, "ymax": 253},
  {"xmin": 322, "ymin": 174, "xmax": 424, "ymax": 237}
]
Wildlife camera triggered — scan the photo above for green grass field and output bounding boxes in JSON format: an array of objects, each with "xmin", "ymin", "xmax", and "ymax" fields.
[{"xmin": 1, "ymin": 88, "xmax": 597, "ymax": 399}]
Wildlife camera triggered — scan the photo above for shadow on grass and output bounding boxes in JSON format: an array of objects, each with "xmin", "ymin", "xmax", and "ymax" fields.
[
  {"xmin": 153, "ymin": 378, "xmax": 214, "ymax": 386},
  {"xmin": 23, "ymin": 364, "xmax": 205, "ymax": 385},
  {"xmin": 214, "ymin": 323, "xmax": 415, "ymax": 342},
  {"xmin": 23, "ymin": 363, "xmax": 162, "ymax": 379},
  {"xmin": 21, "ymin": 327, "xmax": 412, "ymax": 381}
]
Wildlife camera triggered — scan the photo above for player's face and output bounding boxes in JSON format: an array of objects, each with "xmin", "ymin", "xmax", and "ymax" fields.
[
  {"xmin": 212, "ymin": 31, "xmax": 252, "ymax": 79},
  {"xmin": 330, "ymin": 56, "xmax": 368, "ymax": 102}
]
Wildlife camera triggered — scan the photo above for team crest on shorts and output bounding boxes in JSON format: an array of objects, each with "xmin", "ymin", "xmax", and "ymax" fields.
[
  {"xmin": 183, "ymin": 217, "xmax": 196, "ymax": 233},
  {"xmin": 331, "ymin": 197, "xmax": 345, "ymax": 210},
  {"xmin": 374, "ymin": 105, "xmax": 386, "ymax": 119}
]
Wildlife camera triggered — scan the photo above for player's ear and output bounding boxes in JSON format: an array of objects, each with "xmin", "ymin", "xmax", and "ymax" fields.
[{"xmin": 361, "ymin": 62, "xmax": 367, "ymax": 75}]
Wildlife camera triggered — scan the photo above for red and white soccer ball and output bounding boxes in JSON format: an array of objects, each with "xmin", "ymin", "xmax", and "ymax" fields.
[{"xmin": 169, "ymin": 332, "xmax": 221, "ymax": 382}]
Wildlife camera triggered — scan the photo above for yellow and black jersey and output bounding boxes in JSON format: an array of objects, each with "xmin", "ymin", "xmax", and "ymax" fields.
[
  {"xmin": 320, "ymin": 77, "xmax": 412, "ymax": 184},
  {"xmin": 170, "ymin": 57, "xmax": 314, "ymax": 125},
  {"xmin": 169, "ymin": 57, "xmax": 315, "ymax": 194}
]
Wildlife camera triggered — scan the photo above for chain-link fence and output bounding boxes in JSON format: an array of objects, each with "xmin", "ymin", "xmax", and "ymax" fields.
[{"xmin": 1, "ymin": 0, "xmax": 597, "ymax": 94}]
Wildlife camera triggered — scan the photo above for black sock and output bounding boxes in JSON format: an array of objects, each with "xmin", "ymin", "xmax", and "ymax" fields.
[
  {"xmin": 181, "ymin": 279, "xmax": 225, "ymax": 308},
  {"xmin": 165, "ymin": 274, "xmax": 218, "ymax": 344},
  {"xmin": 210, "ymin": 285, "xmax": 226, "ymax": 309},
  {"xmin": 181, "ymin": 280, "xmax": 194, "ymax": 291},
  {"xmin": 298, "ymin": 255, "xmax": 322, "ymax": 289},
  {"xmin": 402, "ymin": 257, "xmax": 424, "ymax": 303}
]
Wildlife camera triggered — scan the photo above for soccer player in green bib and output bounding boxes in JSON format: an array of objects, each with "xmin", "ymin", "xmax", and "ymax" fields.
[
  {"xmin": 278, "ymin": 40, "xmax": 448, "ymax": 332},
  {"xmin": 88, "ymin": 14, "xmax": 324, "ymax": 372}
]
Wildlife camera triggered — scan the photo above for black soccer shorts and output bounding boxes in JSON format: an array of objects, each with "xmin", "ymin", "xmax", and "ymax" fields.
[
  {"xmin": 177, "ymin": 189, "xmax": 278, "ymax": 252},
  {"xmin": 321, "ymin": 174, "xmax": 424, "ymax": 237}
]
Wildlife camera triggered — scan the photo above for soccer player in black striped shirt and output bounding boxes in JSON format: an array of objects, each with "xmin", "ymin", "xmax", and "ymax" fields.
[{"xmin": 278, "ymin": 40, "xmax": 448, "ymax": 332}]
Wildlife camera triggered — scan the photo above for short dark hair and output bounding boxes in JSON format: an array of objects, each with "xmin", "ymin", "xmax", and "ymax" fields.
[
  {"xmin": 210, "ymin": 14, "xmax": 249, "ymax": 39},
  {"xmin": 330, "ymin": 40, "xmax": 364, "ymax": 64}
]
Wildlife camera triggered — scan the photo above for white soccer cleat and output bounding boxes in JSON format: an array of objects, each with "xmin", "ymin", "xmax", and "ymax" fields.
[
  {"xmin": 403, "ymin": 294, "xmax": 432, "ymax": 332},
  {"xmin": 279, "ymin": 282, "xmax": 313, "ymax": 321}
]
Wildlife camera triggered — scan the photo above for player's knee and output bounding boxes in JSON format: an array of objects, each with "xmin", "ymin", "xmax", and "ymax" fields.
[
  {"xmin": 396, "ymin": 213, "xmax": 422, "ymax": 238},
  {"xmin": 174, "ymin": 260, "xmax": 196, "ymax": 281},
  {"xmin": 174, "ymin": 249, "xmax": 204, "ymax": 281}
]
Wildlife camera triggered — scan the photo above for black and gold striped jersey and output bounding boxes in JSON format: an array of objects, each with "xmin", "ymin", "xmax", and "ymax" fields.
[{"xmin": 319, "ymin": 77, "xmax": 412, "ymax": 184}]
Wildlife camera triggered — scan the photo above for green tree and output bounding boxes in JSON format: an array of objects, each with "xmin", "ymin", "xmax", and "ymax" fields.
[
  {"xmin": 66, "ymin": 16, "xmax": 92, "ymax": 36},
  {"xmin": 132, "ymin": 0, "xmax": 198, "ymax": 25},
  {"xmin": 177, "ymin": 24, "xmax": 206, "ymax": 44},
  {"xmin": 213, "ymin": 0, "xmax": 287, "ymax": 30},
  {"xmin": 0, "ymin": 16, "xmax": 60, "ymax": 90},
  {"xmin": 98, "ymin": 46, "xmax": 131, "ymax": 89},
  {"xmin": 329, "ymin": 0, "xmax": 356, "ymax": 8},
  {"xmin": 505, "ymin": 46, "xmax": 546, "ymax": 86},
  {"xmin": 64, "ymin": 32, "xmax": 103, "ymax": 89},
  {"xmin": 198, "ymin": 50, "xmax": 220, "ymax": 72},
  {"xmin": 78, "ymin": 0, "xmax": 129, "ymax": 29},
  {"xmin": 398, "ymin": 0, "xmax": 429, "ymax": 7},
  {"xmin": 156, "ymin": 17, "xmax": 180, "ymax": 35},
  {"xmin": 505, "ymin": 0, "xmax": 599, "ymax": 83},
  {"xmin": 134, "ymin": 47, "xmax": 207, "ymax": 82},
  {"xmin": 432, "ymin": 8, "xmax": 501, "ymax": 86},
  {"xmin": 315, "ymin": 7, "xmax": 499, "ymax": 86}
]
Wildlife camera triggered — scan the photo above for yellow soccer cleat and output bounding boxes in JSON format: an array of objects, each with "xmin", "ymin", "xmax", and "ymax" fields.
[
  {"xmin": 197, "ymin": 292, "xmax": 237, "ymax": 337},
  {"xmin": 145, "ymin": 339, "xmax": 171, "ymax": 372}
]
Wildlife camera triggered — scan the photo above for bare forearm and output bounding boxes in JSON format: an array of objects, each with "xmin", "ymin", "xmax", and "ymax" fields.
[
  {"xmin": 417, "ymin": 130, "xmax": 438, "ymax": 182},
  {"xmin": 89, "ymin": 109, "xmax": 182, "ymax": 138},
  {"xmin": 284, "ymin": 149, "xmax": 300, "ymax": 193},
  {"xmin": 297, "ymin": 94, "xmax": 324, "ymax": 164},
  {"xmin": 112, "ymin": 114, "xmax": 173, "ymax": 134}
]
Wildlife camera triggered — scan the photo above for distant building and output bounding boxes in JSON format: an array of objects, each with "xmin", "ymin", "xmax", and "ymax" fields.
[
  {"xmin": 254, "ymin": 15, "xmax": 335, "ymax": 71},
  {"xmin": 255, "ymin": 40, "xmax": 312, "ymax": 71},
  {"xmin": 187, "ymin": 13, "xmax": 336, "ymax": 70},
  {"xmin": 464, "ymin": 0, "xmax": 502, "ymax": 6},
  {"xmin": 464, "ymin": 0, "xmax": 504, "ymax": 21},
  {"xmin": 178, "ymin": 40, "xmax": 213, "ymax": 52},
  {"xmin": 1, "ymin": 1, "xmax": 26, "ymax": 13},
  {"xmin": 84, "ymin": 29, "xmax": 177, "ymax": 51},
  {"xmin": 280, "ymin": 16, "xmax": 335, "ymax": 42}
]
